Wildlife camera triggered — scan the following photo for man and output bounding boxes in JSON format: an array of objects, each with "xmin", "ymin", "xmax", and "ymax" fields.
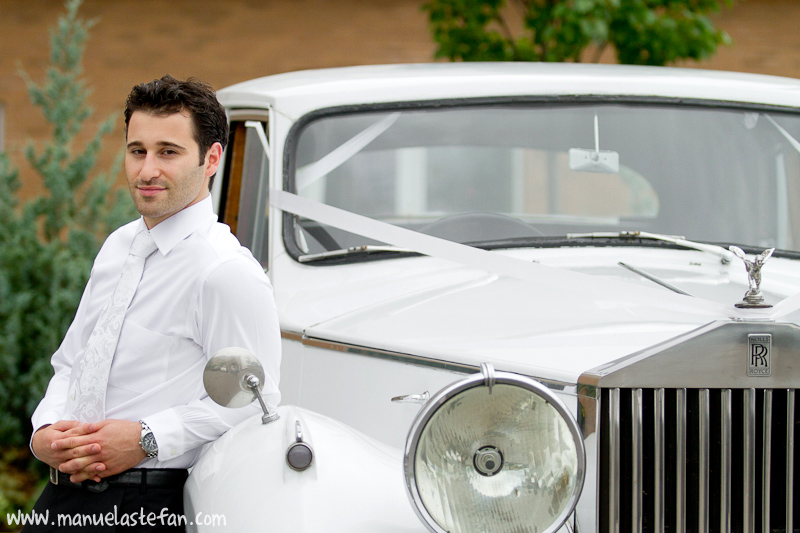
[{"xmin": 25, "ymin": 75, "xmax": 281, "ymax": 531}]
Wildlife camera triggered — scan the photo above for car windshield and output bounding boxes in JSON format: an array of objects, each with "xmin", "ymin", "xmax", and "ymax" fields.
[{"xmin": 290, "ymin": 101, "xmax": 800, "ymax": 257}]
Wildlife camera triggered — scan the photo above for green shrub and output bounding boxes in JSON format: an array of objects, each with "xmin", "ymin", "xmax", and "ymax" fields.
[{"xmin": 0, "ymin": 0, "xmax": 135, "ymax": 449}]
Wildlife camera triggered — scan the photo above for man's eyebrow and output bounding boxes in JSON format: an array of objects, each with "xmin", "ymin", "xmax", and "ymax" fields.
[{"xmin": 126, "ymin": 140, "xmax": 187, "ymax": 150}]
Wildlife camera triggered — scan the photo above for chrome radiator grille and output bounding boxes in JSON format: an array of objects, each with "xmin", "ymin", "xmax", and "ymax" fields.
[{"xmin": 598, "ymin": 388, "xmax": 799, "ymax": 533}]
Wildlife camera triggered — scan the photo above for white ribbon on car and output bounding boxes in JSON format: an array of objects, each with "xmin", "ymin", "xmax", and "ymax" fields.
[
  {"xmin": 766, "ymin": 115, "xmax": 800, "ymax": 155},
  {"xmin": 295, "ymin": 113, "xmax": 401, "ymax": 191},
  {"xmin": 269, "ymin": 188, "xmax": 740, "ymax": 318}
]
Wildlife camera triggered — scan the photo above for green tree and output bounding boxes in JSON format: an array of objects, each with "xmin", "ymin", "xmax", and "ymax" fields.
[
  {"xmin": 423, "ymin": 0, "xmax": 734, "ymax": 65},
  {"xmin": 0, "ymin": 0, "xmax": 135, "ymax": 450}
]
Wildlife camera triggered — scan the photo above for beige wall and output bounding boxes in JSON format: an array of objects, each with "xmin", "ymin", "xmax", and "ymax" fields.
[{"xmin": 1, "ymin": 0, "xmax": 798, "ymax": 197}]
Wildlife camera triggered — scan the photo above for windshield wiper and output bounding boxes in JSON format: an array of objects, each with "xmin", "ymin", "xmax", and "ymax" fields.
[
  {"xmin": 298, "ymin": 245, "xmax": 414, "ymax": 263},
  {"xmin": 566, "ymin": 231, "xmax": 736, "ymax": 264},
  {"xmin": 299, "ymin": 231, "xmax": 738, "ymax": 264}
]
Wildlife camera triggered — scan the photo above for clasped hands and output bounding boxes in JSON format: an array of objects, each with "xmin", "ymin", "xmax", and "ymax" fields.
[{"xmin": 32, "ymin": 419, "xmax": 146, "ymax": 483}]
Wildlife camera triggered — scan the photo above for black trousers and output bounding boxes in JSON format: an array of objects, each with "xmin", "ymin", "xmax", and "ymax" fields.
[{"xmin": 21, "ymin": 478, "xmax": 186, "ymax": 533}]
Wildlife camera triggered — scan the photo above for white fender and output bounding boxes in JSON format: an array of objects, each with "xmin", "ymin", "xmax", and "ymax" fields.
[{"xmin": 184, "ymin": 405, "xmax": 426, "ymax": 532}]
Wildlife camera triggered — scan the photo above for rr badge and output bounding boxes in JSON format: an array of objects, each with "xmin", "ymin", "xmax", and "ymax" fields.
[{"xmin": 747, "ymin": 334, "xmax": 771, "ymax": 377}]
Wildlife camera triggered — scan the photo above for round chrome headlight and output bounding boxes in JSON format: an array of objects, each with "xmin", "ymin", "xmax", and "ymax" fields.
[{"xmin": 404, "ymin": 364, "xmax": 585, "ymax": 533}]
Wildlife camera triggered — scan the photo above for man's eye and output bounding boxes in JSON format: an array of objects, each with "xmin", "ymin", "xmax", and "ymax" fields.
[
  {"xmin": 130, "ymin": 149, "xmax": 146, "ymax": 156},
  {"xmin": 162, "ymin": 149, "xmax": 177, "ymax": 156}
]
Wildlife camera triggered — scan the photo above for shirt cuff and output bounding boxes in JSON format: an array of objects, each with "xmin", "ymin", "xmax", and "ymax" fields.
[
  {"xmin": 142, "ymin": 410, "xmax": 185, "ymax": 462},
  {"xmin": 31, "ymin": 411, "xmax": 61, "ymax": 434}
]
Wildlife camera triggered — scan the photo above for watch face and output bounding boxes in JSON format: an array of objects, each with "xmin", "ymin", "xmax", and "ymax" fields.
[{"xmin": 142, "ymin": 432, "xmax": 158, "ymax": 453}]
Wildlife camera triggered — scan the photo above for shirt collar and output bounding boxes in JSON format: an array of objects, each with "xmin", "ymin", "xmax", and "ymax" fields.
[{"xmin": 142, "ymin": 196, "xmax": 218, "ymax": 255}]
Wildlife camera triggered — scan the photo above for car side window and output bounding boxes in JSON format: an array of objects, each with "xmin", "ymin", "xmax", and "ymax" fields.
[{"xmin": 221, "ymin": 119, "xmax": 271, "ymax": 266}]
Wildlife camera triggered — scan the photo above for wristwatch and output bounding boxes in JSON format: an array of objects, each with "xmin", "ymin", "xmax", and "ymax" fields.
[{"xmin": 139, "ymin": 420, "xmax": 158, "ymax": 459}]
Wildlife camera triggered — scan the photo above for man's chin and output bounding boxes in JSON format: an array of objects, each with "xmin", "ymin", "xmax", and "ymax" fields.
[{"xmin": 134, "ymin": 202, "xmax": 166, "ymax": 219}]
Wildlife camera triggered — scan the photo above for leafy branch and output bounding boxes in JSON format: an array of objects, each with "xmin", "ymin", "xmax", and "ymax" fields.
[{"xmin": 423, "ymin": 0, "xmax": 734, "ymax": 65}]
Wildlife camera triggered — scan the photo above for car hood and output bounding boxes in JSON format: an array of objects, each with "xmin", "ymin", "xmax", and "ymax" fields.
[{"xmin": 277, "ymin": 247, "xmax": 800, "ymax": 384}]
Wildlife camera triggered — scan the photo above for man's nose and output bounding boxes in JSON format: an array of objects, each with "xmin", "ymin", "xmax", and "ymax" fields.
[{"xmin": 140, "ymin": 153, "xmax": 162, "ymax": 178}]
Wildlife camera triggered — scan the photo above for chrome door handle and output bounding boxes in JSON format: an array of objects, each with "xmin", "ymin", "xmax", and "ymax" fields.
[{"xmin": 391, "ymin": 391, "xmax": 430, "ymax": 404}]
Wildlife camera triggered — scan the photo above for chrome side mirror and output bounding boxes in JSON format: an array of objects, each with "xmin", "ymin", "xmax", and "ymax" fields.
[{"xmin": 203, "ymin": 347, "xmax": 279, "ymax": 424}]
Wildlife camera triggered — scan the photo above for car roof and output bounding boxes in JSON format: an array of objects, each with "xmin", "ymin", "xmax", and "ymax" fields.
[{"xmin": 217, "ymin": 63, "xmax": 800, "ymax": 119}]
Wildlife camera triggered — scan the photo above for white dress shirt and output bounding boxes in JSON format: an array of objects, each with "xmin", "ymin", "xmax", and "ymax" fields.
[{"xmin": 31, "ymin": 196, "xmax": 281, "ymax": 468}]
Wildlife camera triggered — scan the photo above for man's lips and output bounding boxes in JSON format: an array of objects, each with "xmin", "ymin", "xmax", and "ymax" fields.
[{"xmin": 137, "ymin": 186, "xmax": 166, "ymax": 197}]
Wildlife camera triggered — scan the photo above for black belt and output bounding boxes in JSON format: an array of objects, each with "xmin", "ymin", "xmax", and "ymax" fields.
[{"xmin": 49, "ymin": 467, "xmax": 188, "ymax": 493}]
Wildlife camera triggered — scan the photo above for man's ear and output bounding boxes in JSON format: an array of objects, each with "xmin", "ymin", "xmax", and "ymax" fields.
[{"xmin": 204, "ymin": 142, "xmax": 224, "ymax": 178}]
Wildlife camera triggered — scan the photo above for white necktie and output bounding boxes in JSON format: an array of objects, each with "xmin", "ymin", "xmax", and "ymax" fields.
[{"xmin": 68, "ymin": 229, "xmax": 158, "ymax": 422}]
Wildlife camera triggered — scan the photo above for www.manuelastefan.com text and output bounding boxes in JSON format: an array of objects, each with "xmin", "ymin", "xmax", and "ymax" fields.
[{"xmin": 6, "ymin": 507, "xmax": 226, "ymax": 528}]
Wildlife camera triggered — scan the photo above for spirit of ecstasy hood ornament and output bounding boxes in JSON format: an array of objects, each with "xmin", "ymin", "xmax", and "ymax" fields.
[{"xmin": 729, "ymin": 246, "xmax": 775, "ymax": 308}]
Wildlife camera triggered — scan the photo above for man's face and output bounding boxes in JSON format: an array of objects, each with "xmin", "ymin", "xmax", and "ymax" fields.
[{"xmin": 125, "ymin": 111, "xmax": 221, "ymax": 228}]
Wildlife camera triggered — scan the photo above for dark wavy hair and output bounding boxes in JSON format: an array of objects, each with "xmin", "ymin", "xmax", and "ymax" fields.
[{"xmin": 124, "ymin": 75, "xmax": 229, "ymax": 189}]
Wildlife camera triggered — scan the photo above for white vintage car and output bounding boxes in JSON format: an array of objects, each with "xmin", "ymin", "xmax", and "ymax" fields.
[{"xmin": 184, "ymin": 63, "xmax": 800, "ymax": 533}]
